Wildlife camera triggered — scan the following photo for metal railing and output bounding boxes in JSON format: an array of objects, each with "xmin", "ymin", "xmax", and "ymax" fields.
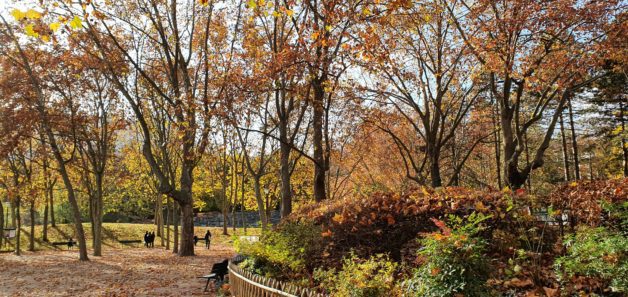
[{"xmin": 228, "ymin": 258, "xmax": 326, "ymax": 297}]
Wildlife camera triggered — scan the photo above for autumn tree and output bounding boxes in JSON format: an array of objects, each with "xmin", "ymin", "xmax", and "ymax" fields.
[
  {"xmin": 54, "ymin": 0, "xmax": 238, "ymax": 256},
  {"xmin": 446, "ymin": 0, "xmax": 620, "ymax": 188},
  {"xmin": 359, "ymin": 0, "xmax": 488, "ymax": 187},
  {"xmin": 1, "ymin": 15, "xmax": 90, "ymax": 260}
]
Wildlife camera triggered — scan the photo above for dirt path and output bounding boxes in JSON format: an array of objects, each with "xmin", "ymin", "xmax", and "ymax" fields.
[{"xmin": 0, "ymin": 244, "xmax": 234, "ymax": 296}]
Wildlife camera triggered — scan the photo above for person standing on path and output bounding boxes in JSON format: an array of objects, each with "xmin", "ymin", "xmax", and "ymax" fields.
[{"xmin": 204, "ymin": 230, "xmax": 211, "ymax": 249}]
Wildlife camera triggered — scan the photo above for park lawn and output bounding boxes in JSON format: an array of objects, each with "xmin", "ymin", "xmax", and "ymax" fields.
[{"xmin": 1, "ymin": 223, "xmax": 260, "ymax": 253}]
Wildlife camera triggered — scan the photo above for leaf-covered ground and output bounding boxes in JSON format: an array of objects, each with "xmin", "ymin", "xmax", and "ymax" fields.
[{"xmin": 0, "ymin": 244, "xmax": 234, "ymax": 296}]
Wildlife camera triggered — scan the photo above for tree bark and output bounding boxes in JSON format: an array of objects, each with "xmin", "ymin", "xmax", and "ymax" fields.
[
  {"xmin": 49, "ymin": 186, "xmax": 55, "ymax": 228},
  {"xmin": 173, "ymin": 203, "xmax": 179, "ymax": 254},
  {"xmin": 253, "ymin": 177, "xmax": 268, "ymax": 229},
  {"xmin": 312, "ymin": 78, "xmax": 327, "ymax": 202},
  {"xmin": 42, "ymin": 191, "xmax": 48, "ymax": 242},
  {"xmin": 567, "ymin": 97, "xmax": 581, "ymax": 179},
  {"xmin": 0, "ymin": 201, "xmax": 4, "ymax": 248},
  {"xmin": 493, "ymin": 98, "xmax": 503, "ymax": 189},
  {"xmin": 166, "ymin": 197, "xmax": 171, "ymax": 250},
  {"xmin": 15, "ymin": 198, "xmax": 20, "ymax": 256},
  {"xmin": 155, "ymin": 195, "xmax": 164, "ymax": 246},
  {"xmin": 560, "ymin": 113, "xmax": 571, "ymax": 182},
  {"xmin": 178, "ymin": 202, "xmax": 195, "ymax": 256},
  {"xmin": 279, "ymin": 120, "xmax": 293, "ymax": 218},
  {"xmin": 619, "ymin": 101, "xmax": 627, "ymax": 177},
  {"xmin": 11, "ymin": 201, "xmax": 16, "ymax": 227},
  {"xmin": 428, "ymin": 144, "xmax": 443, "ymax": 187},
  {"xmin": 92, "ymin": 174, "xmax": 104, "ymax": 256},
  {"xmin": 29, "ymin": 200, "xmax": 35, "ymax": 251}
]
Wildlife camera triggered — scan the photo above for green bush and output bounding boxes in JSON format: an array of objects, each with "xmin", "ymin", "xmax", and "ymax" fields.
[
  {"xmin": 555, "ymin": 227, "xmax": 628, "ymax": 293},
  {"xmin": 314, "ymin": 253, "xmax": 399, "ymax": 297},
  {"xmin": 402, "ymin": 213, "xmax": 492, "ymax": 297},
  {"xmin": 235, "ymin": 220, "xmax": 322, "ymax": 278}
]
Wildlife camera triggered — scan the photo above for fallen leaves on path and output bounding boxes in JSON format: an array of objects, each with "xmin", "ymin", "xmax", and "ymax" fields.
[{"xmin": 0, "ymin": 244, "xmax": 234, "ymax": 297}]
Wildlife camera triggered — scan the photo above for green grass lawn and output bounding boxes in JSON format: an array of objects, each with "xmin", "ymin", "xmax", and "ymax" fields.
[{"xmin": 1, "ymin": 222, "xmax": 260, "ymax": 252}]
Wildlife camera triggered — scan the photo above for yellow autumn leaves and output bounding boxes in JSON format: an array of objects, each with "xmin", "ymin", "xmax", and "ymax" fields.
[
  {"xmin": 11, "ymin": 8, "xmax": 84, "ymax": 42},
  {"xmin": 11, "ymin": 9, "xmax": 42, "ymax": 21}
]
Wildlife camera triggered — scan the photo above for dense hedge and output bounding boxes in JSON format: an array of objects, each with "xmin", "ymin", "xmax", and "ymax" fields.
[
  {"xmin": 283, "ymin": 187, "xmax": 533, "ymax": 269},
  {"xmin": 238, "ymin": 180, "xmax": 628, "ymax": 295}
]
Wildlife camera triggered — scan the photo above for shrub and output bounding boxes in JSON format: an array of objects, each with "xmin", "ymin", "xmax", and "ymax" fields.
[
  {"xmin": 549, "ymin": 178, "xmax": 627, "ymax": 226},
  {"xmin": 314, "ymin": 253, "xmax": 399, "ymax": 297},
  {"xmin": 235, "ymin": 220, "xmax": 322, "ymax": 279},
  {"xmin": 288, "ymin": 187, "xmax": 524, "ymax": 268},
  {"xmin": 402, "ymin": 213, "xmax": 492, "ymax": 297},
  {"xmin": 555, "ymin": 227, "xmax": 628, "ymax": 293}
]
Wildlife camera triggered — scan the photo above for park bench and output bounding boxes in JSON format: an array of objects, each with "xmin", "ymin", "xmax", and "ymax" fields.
[
  {"xmin": 51, "ymin": 240, "xmax": 75, "ymax": 250},
  {"xmin": 199, "ymin": 259, "xmax": 229, "ymax": 292},
  {"xmin": 118, "ymin": 239, "xmax": 142, "ymax": 245}
]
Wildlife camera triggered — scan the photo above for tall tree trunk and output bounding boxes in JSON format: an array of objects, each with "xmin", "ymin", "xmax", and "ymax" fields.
[
  {"xmin": 178, "ymin": 201, "xmax": 195, "ymax": 256},
  {"xmin": 232, "ymin": 164, "xmax": 237, "ymax": 232},
  {"xmin": 15, "ymin": 198, "xmax": 20, "ymax": 256},
  {"xmin": 567, "ymin": 97, "xmax": 581, "ymax": 179},
  {"xmin": 166, "ymin": 197, "xmax": 171, "ymax": 250},
  {"xmin": 49, "ymin": 187, "xmax": 55, "ymax": 228},
  {"xmin": 156, "ymin": 195, "xmax": 164, "ymax": 246},
  {"xmin": 524, "ymin": 132, "xmax": 532, "ymax": 189},
  {"xmin": 312, "ymin": 78, "xmax": 327, "ymax": 202},
  {"xmin": 253, "ymin": 177, "xmax": 268, "ymax": 229},
  {"xmin": 221, "ymin": 196, "xmax": 229, "ymax": 236},
  {"xmin": 0, "ymin": 201, "xmax": 4, "ymax": 248},
  {"xmin": 279, "ymin": 120, "xmax": 292, "ymax": 218},
  {"xmin": 241, "ymin": 163, "xmax": 247, "ymax": 233},
  {"xmin": 428, "ymin": 145, "xmax": 443, "ymax": 187},
  {"xmin": 42, "ymin": 191, "xmax": 49, "ymax": 242},
  {"xmin": 589, "ymin": 152, "xmax": 595, "ymax": 180},
  {"xmin": 155, "ymin": 195, "xmax": 163, "ymax": 237},
  {"xmin": 620, "ymin": 101, "xmax": 627, "ymax": 177},
  {"xmin": 492, "ymin": 99, "xmax": 503, "ymax": 189},
  {"xmin": 560, "ymin": 113, "xmax": 571, "ymax": 182},
  {"xmin": 11, "ymin": 201, "xmax": 16, "ymax": 227},
  {"xmin": 92, "ymin": 174, "xmax": 103, "ymax": 256},
  {"xmin": 451, "ymin": 134, "xmax": 460, "ymax": 186},
  {"xmin": 173, "ymin": 203, "xmax": 179, "ymax": 254},
  {"xmin": 29, "ymin": 200, "xmax": 35, "ymax": 251}
]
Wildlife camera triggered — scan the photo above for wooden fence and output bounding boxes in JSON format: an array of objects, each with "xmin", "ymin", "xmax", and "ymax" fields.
[{"xmin": 228, "ymin": 259, "xmax": 326, "ymax": 297}]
